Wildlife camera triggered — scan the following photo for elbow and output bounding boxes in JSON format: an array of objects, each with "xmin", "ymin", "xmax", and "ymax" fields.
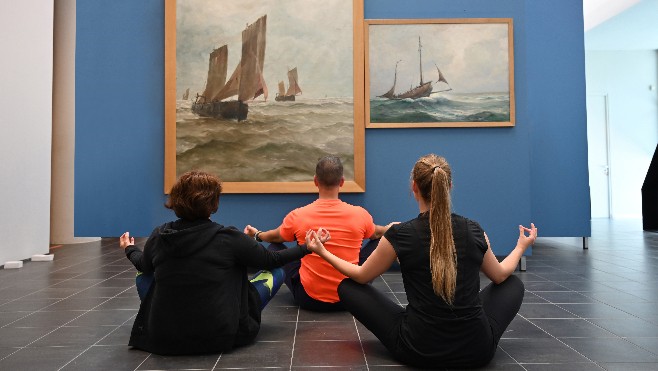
[
  {"xmin": 352, "ymin": 276, "xmax": 371, "ymax": 285},
  {"xmin": 490, "ymin": 270, "xmax": 513, "ymax": 285}
]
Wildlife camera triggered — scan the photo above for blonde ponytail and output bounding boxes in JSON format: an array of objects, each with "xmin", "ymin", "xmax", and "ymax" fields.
[{"xmin": 413, "ymin": 155, "xmax": 457, "ymax": 305}]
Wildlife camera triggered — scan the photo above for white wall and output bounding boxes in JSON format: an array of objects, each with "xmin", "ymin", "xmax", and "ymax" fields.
[
  {"xmin": 0, "ymin": 0, "xmax": 54, "ymax": 263},
  {"xmin": 585, "ymin": 50, "xmax": 658, "ymax": 218}
]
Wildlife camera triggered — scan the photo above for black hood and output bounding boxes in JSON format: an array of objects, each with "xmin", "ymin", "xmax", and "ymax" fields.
[{"xmin": 154, "ymin": 219, "xmax": 221, "ymax": 258}]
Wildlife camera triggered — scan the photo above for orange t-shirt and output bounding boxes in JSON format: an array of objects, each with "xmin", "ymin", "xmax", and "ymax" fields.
[{"xmin": 279, "ymin": 199, "xmax": 375, "ymax": 303}]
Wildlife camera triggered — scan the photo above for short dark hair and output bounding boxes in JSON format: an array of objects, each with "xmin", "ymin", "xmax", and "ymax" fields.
[
  {"xmin": 165, "ymin": 171, "xmax": 222, "ymax": 220},
  {"xmin": 315, "ymin": 155, "xmax": 343, "ymax": 187}
]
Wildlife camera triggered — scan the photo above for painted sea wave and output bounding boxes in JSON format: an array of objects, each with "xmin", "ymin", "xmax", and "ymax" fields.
[
  {"xmin": 370, "ymin": 92, "xmax": 510, "ymax": 123},
  {"xmin": 175, "ymin": 98, "xmax": 354, "ymax": 182}
]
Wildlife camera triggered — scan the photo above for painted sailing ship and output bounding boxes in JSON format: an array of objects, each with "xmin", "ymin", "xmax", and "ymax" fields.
[
  {"xmin": 182, "ymin": 88, "xmax": 190, "ymax": 100},
  {"xmin": 275, "ymin": 67, "xmax": 302, "ymax": 102},
  {"xmin": 192, "ymin": 15, "xmax": 268, "ymax": 121},
  {"xmin": 378, "ymin": 37, "xmax": 452, "ymax": 100}
]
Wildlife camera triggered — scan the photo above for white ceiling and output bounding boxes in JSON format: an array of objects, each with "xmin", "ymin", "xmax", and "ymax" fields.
[
  {"xmin": 583, "ymin": 0, "xmax": 641, "ymax": 31},
  {"xmin": 584, "ymin": 0, "xmax": 658, "ymax": 50}
]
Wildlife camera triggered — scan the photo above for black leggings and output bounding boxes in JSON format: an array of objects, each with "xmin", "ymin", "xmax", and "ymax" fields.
[{"xmin": 337, "ymin": 275, "xmax": 525, "ymax": 356}]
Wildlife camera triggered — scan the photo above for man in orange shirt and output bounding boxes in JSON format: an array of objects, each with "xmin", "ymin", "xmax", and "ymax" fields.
[{"xmin": 244, "ymin": 155, "xmax": 394, "ymax": 311}]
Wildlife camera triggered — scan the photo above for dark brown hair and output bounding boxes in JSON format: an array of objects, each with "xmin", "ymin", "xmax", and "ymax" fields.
[
  {"xmin": 315, "ymin": 155, "xmax": 343, "ymax": 187},
  {"xmin": 165, "ymin": 170, "xmax": 222, "ymax": 220},
  {"xmin": 412, "ymin": 154, "xmax": 456, "ymax": 305}
]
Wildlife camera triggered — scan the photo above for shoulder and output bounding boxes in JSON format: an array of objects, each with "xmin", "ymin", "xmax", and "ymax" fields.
[
  {"xmin": 452, "ymin": 214, "xmax": 483, "ymax": 231},
  {"xmin": 453, "ymin": 214, "xmax": 487, "ymax": 251},
  {"xmin": 340, "ymin": 201, "xmax": 372, "ymax": 216},
  {"xmin": 384, "ymin": 217, "xmax": 415, "ymax": 238}
]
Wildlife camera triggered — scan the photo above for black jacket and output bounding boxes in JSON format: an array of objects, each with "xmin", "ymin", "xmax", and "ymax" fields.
[{"xmin": 125, "ymin": 219, "xmax": 308, "ymax": 355}]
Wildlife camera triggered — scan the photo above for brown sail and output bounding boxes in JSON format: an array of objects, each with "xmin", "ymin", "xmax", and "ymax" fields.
[
  {"xmin": 193, "ymin": 15, "xmax": 267, "ymax": 120},
  {"xmin": 275, "ymin": 67, "xmax": 302, "ymax": 101},
  {"xmin": 238, "ymin": 15, "xmax": 267, "ymax": 102},
  {"xmin": 200, "ymin": 46, "xmax": 228, "ymax": 102}
]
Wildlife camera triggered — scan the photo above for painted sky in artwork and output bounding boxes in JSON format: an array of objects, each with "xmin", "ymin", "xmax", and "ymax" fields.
[
  {"xmin": 368, "ymin": 22, "xmax": 510, "ymax": 98},
  {"xmin": 176, "ymin": 0, "xmax": 353, "ymax": 100}
]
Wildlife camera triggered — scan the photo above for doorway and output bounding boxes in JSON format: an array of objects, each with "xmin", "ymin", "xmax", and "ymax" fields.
[{"xmin": 586, "ymin": 94, "xmax": 612, "ymax": 218}]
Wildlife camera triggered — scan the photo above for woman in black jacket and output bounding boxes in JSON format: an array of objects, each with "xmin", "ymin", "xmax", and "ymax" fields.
[
  {"xmin": 119, "ymin": 170, "xmax": 312, "ymax": 355},
  {"xmin": 305, "ymin": 154, "xmax": 537, "ymax": 368}
]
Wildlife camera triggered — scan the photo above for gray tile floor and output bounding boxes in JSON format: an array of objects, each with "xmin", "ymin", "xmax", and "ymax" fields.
[{"xmin": 1, "ymin": 219, "xmax": 657, "ymax": 370}]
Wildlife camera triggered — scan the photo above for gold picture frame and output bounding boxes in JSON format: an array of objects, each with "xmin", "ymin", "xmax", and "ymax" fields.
[
  {"xmin": 365, "ymin": 18, "xmax": 515, "ymax": 128},
  {"xmin": 164, "ymin": 0, "xmax": 365, "ymax": 193}
]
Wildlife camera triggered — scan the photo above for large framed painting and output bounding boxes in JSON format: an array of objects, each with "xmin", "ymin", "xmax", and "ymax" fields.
[
  {"xmin": 365, "ymin": 18, "xmax": 515, "ymax": 128},
  {"xmin": 164, "ymin": 0, "xmax": 365, "ymax": 193}
]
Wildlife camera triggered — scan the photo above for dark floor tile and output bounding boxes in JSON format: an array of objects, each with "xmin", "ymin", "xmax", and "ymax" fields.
[
  {"xmin": 0, "ymin": 347, "xmax": 18, "ymax": 359},
  {"xmin": 256, "ymin": 320, "xmax": 297, "ymax": 343},
  {"xmin": 0, "ymin": 326, "xmax": 58, "ymax": 347},
  {"xmin": 0, "ymin": 311, "xmax": 30, "ymax": 327},
  {"xmin": 360, "ymin": 338, "xmax": 402, "ymax": 367},
  {"xmin": 138, "ymin": 351, "xmax": 220, "ymax": 370},
  {"xmin": 518, "ymin": 303, "xmax": 578, "ymax": 319},
  {"xmin": 588, "ymin": 318, "xmax": 658, "ymax": 337},
  {"xmin": 9, "ymin": 310, "xmax": 84, "ymax": 328},
  {"xmin": 521, "ymin": 363, "xmax": 604, "ymax": 370},
  {"xmin": 295, "ymin": 320, "xmax": 359, "ymax": 341},
  {"xmin": 524, "ymin": 281, "xmax": 572, "ymax": 291},
  {"xmin": 0, "ymin": 345, "xmax": 86, "ymax": 371},
  {"xmin": 213, "ymin": 341, "xmax": 292, "ymax": 369},
  {"xmin": 261, "ymin": 304, "xmax": 299, "ymax": 322},
  {"xmin": 608, "ymin": 302, "xmax": 658, "ymax": 319},
  {"xmin": 558, "ymin": 303, "xmax": 633, "ymax": 319},
  {"xmin": 502, "ymin": 317, "xmax": 550, "ymax": 339},
  {"xmin": 51, "ymin": 279, "xmax": 106, "ymax": 289},
  {"xmin": 75, "ymin": 286, "xmax": 133, "ymax": 298},
  {"xmin": 45, "ymin": 296, "xmax": 110, "ymax": 311},
  {"xmin": 561, "ymin": 337, "xmax": 658, "ymax": 363},
  {"xmin": 0, "ymin": 298, "xmax": 61, "ymax": 312},
  {"xmin": 68, "ymin": 309, "xmax": 136, "ymax": 327},
  {"xmin": 60, "ymin": 345, "xmax": 150, "ymax": 371},
  {"xmin": 586, "ymin": 290, "xmax": 649, "ymax": 304},
  {"xmin": 293, "ymin": 367, "xmax": 369, "ymax": 371},
  {"xmin": 529, "ymin": 318, "xmax": 615, "ymax": 338},
  {"xmin": 96, "ymin": 325, "xmax": 132, "ymax": 346},
  {"xmin": 600, "ymin": 362, "xmax": 658, "ymax": 371},
  {"xmin": 292, "ymin": 340, "xmax": 367, "ymax": 367},
  {"xmin": 23, "ymin": 287, "xmax": 83, "ymax": 299},
  {"xmin": 499, "ymin": 338, "xmax": 590, "ymax": 363},
  {"xmin": 95, "ymin": 297, "xmax": 140, "ymax": 310},
  {"xmin": 534, "ymin": 291, "xmax": 596, "ymax": 304},
  {"xmin": 626, "ymin": 337, "xmax": 658, "ymax": 355},
  {"xmin": 522, "ymin": 292, "xmax": 549, "ymax": 304},
  {"xmin": 30, "ymin": 325, "xmax": 118, "ymax": 347},
  {"xmin": 297, "ymin": 309, "xmax": 354, "ymax": 322}
]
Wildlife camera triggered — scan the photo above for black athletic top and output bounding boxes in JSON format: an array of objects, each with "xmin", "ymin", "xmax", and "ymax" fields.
[
  {"xmin": 124, "ymin": 219, "xmax": 309, "ymax": 355},
  {"xmin": 384, "ymin": 212, "xmax": 495, "ymax": 368}
]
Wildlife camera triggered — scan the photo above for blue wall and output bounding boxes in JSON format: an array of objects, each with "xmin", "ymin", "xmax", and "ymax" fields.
[{"xmin": 75, "ymin": 0, "xmax": 591, "ymax": 255}]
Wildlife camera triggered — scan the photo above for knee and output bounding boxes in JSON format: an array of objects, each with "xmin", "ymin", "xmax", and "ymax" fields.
[
  {"xmin": 506, "ymin": 275, "xmax": 524, "ymax": 290},
  {"xmin": 500, "ymin": 275, "xmax": 525, "ymax": 298}
]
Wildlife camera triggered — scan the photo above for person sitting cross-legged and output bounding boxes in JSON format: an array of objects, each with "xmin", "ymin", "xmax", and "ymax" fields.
[{"xmin": 119, "ymin": 170, "xmax": 312, "ymax": 355}]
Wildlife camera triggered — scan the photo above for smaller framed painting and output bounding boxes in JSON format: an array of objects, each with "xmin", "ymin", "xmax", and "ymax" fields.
[{"xmin": 365, "ymin": 18, "xmax": 515, "ymax": 128}]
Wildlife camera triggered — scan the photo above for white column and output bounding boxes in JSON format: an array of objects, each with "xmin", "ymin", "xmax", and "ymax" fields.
[{"xmin": 52, "ymin": 0, "xmax": 100, "ymax": 244}]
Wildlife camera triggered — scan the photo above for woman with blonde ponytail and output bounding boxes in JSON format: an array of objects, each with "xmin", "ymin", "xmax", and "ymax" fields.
[{"xmin": 305, "ymin": 154, "xmax": 537, "ymax": 369}]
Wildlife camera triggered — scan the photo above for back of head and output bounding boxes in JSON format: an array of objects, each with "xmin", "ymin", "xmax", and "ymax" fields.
[
  {"xmin": 412, "ymin": 154, "xmax": 457, "ymax": 305},
  {"xmin": 165, "ymin": 170, "xmax": 223, "ymax": 220},
  {"xmin": 315, "ymin": 155, "xmax": 343, "ymax": 187}
]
